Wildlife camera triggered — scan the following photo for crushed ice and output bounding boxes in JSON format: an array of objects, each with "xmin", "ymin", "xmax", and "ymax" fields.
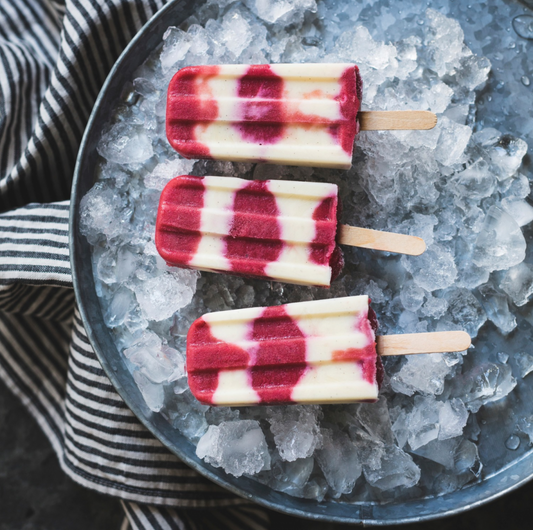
[{"xmin": 79, "ymin": 0, "xmax": 532, "ymax": 502}]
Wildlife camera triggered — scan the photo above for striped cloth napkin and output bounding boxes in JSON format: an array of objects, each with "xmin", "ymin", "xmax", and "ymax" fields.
[{"xmin": 0, "ymin": 1, "xmax": 271, "ymax": 528}]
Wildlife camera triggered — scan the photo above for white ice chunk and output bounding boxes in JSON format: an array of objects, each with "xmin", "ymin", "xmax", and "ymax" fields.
[
  {"xmin": 221, "ymin": 11, "xmax": 254, "ymax": 57},
  {"xmin": 501, "ymin": 198, "xmax": 533, "ymax": 228},
  {"xmin": 133, "ymin": 370, "xmax": 165, "ymax": 412},
  {"xmin": 390, "ymin": 354, "xmax": 453, "ymax": 397},
  {"xmin": 455, "ymin": 53, "xmax": 491, "ymax": 90},
  {"xmin": 97, "ymin": 122, "xmax": 153, "ymax": 165},
  {"xmin": 316, "ymin": 428, "xmax": 361, "ymax": 497},
  {"xmin": 434, "ymin": 117, "xmax": 472, "ymax": 166},
  {"xmin": 134, "ymin": 270, "xmax": 198, "ymax": 321},
  {"xmin": 80, "ymin": 183, "xmax": 133, "ymax": 244},
  {"xmin": 473, "ymin": 206, "xmax": 526, "ymax": 272},
  {"xmin": 424, "ymin": 9, "xmax": 465, "ymax": 76},
  {"xmin": 438, "ymin": 399, "xmax": 469, "ymax": 440},
  {"xmin": 405, "ymin": 396, "xmax": 468, "ymax": 451},
  {"xmin": 160, "ymin": 27, "xmax": 192, "ymax": 73},
  {"xmin": 441, "ymin": 288, "xmax": 487, "ymax": 339},
  {"xmin": 449, "ymin": 362, "xmax": 517, "ymax": 413},
  {"xmin": 105, "ymin": 287, "xmax": 135, "ymax": 328},
  {"xmin": 476, "ymin": 284, "xmax": 517, "ymax": 335},
  {"xmin": 453, "ymin": 159, "xmax": 496, "ymax": 200},
  {"xmin": 144, "ymin": 158, "xmax": 196, "ymax": 190},
  {"xmin": 267, "ymin": 406, "xmax": 322, "ymax": 462},
  {"xmin": 499, "ymin": 262, "xmax": 533, "ymax": 307},
  {"xmin": 124, "ymin": 330, "xmax": 176, "ymax": 383},
  {"xmin": 363, "ymin": 444, "xmax": 420, "ymax": 491},
  {"xmin": 196, "ymin": 420, "xmax": 271, "ymax": 477},
  {"xmin": 473, "ymin": 129, "xmax": 528, "ymax": 180},
  {"xmin": 406, "ymin": 396, "xmax": 440, "ymax": 450},
  {"xmin": 400, "ymin": 281, "xmax": 425, "ymax": 312},
  {"xmin": 402, "ymin": 244, "xmax": 457, "ymax": 292},
  {"xmin": 244, "ymin": 0, "xmax": 317, "ymax": 25}
]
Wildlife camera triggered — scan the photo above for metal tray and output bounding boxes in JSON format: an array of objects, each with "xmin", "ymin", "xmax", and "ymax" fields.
[{"xmin": 70, "ymin": 0, "xmax": 533, "ymax": 524}]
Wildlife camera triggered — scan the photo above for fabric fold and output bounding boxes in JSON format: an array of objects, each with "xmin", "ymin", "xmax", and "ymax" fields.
[{"xmin": 0, "ymin": 1, "xmax": 270, "ymax": 528}]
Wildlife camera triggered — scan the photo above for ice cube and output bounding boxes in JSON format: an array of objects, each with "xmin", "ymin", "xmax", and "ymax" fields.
[
  {"xmin": 104, "ymin": 287, "xmax": 135, "ymax": 328},
  {"xmin": 476, "ymin": 284, "xmax": 517, "ymax": 335},
  {"xmin": 406, "ymin": 396, "xmax": 440, "ymax": 450},
  {"xmin": 80, "ymin": 183, "xmax": 133, "ymax": 244},
  {"xmin": 221, "ymin": 11, "xmax": 253, "ymax": 58},
  {"xmin": 455, "ymin": 53, "xmax": 491, "ymax": 90},
  {"xmin": 473, "ymin": 129, "xmax": 528, "ymax": 181},
  {"xmin": 400, "ymin": 281, "xmax": 425, "ymax": 312},
  {"xmin": 144, "ymin": 158, "xmax": 196, "ymax": 190},
  {"xmin": 391, "ymin": 408, "xmax": 410, "ymax": 449},
  {"xmin": 424, "ymin": 9, "xmax": 465, "ymax": 77},
  {"xmin": 473, "ymin": 206, "xmax": 526, "ymax": 272},
  {"xmin": 501, "ymin": 198, "xmax": 533, "ymax": 228},
  {"xmin": 453, "ymin": 159, "xmax": 496, "ymax": 200},
  {"xmin": 133, "ymin": 77, "xmax": 158, "ymax": 101},
  {"xmin": 268, "ymin": 456, "xmax": 314, "ymax": 495},
  {"xmin": 453, "ymin": 439, "xmax": 482, "ymax": 477},
  {"xmin": 402, "ymin": 244, "xmax": 457, "ymax": 292},
  {"xmin": 434, "ymin": 117, "xmax": 472, "ymax": 166},
  {"xmin": 97, "ymin": 122, "xmax": 153, "ymax": 165},
  {"xmin": 196, "ymin": 420, "xmax": 271, "ymax": 477},
  {"xmin": 420, "ymin": 294, "xmax": 448, "ymax": 319},
  {"xmin": 134, "ymin": 270, "xmax": 198, "ymax": 321},
  {"xmin": 160, "ymin": 27, "xmax": 192, "ymax": 73},
  {"xmin": 448, "ymin": 362, "xmax": 517, "ymax": 413},
  {"xmin": 354, "ymin": 397, "xmax": 394, "ymax": 444},
  {"xmin": 363, "ymin": 444, "xmax": 420, "ymax": 491},
  {"xmin": 514, "ymin": 352, "xmax": 533, "ymax": 379},
  {"xmin": 172, "ymin": 412, "xmax": 208, "ymax": 441},
  {"xmin": 315, "ymin": 428, "xmax": 361, "ymax": 497},
  {"xmin": 244, "ymin": 0, "xmax": 317, "ymax": 25},
  {"xmin": 438, "ymin": 399, "xmax": 469, "ymax": 440},
  {"xmin": 133, "ymin": 370, "xmax": 165, "ymax": 412},
  {"xmin": 390, "ymin": 354, "xmax": 453, "ymax": 397},
  {"xmin": 413, "ymin": 437, "xmax": 458, "ymax": 468},
  {"xmin": 499, "ymin": 262, "xmax": 533, "ymax": 307},
  {"xmin": 267, "ymin": 405, "xmax": 322, "ymax": 462},
  {"xmin": 124, "ymin": 330, "xmax": 175, "ymax": 383},
  {"xmin": 441, "ymin": 288, "xmax": 487, "ymax": 339}
]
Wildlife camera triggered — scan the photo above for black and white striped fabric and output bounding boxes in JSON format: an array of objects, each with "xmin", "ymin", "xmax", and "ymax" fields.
[{"xmin": 0, "ymin": 1, "xmax": 270, "ymax": 528}]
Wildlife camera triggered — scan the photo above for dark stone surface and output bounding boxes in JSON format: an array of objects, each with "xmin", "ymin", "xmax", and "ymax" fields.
[
  {"xmin": 2, "ymin": 375, "xmax": 533, "ymax": 529},
  {"xmin": 0, "ymin": 379, "xmax": 124, "ymax": 530}
]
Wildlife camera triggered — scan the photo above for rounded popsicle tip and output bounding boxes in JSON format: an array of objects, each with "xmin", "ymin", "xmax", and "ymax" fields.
[
  {"xmin": 407, "ymin": 236, "xmax": 427, "ymax": 256},
  {"xmin": 425, "ymin": 111, "xmax": 438, "ymax": 130},
  {"xmin": 453, "ymin": 330, "xmax": 472, "ymax": 352}
]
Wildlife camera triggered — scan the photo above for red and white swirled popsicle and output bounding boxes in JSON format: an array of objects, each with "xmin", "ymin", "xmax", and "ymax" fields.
[
  {"xmin": 186, "ymin": 296, "xmax": 472, "ymax": 406},
  {"xmin": 155, "ymin": 175, "xmax": 425, "ymax": 288},
  {"xmin": 166, "ymin": 63, "xmax": 361, "ymax": 170},
  {"xmin": 186, "ymin": 296, "xmax": 381, "ymax": 406}
]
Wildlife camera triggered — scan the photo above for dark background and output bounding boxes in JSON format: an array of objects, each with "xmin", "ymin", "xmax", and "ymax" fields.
[{"xmin": 1, "ymin": 379, "xmax": 531, "ymax": 529}]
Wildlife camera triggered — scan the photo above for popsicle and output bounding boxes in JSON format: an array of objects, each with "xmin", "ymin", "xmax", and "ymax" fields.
[
  {"xmin": 155, "ymin": 175, "xmax": 426, "ymax": 287},
  {"xmin": 166, "ymin": 63, "xmax": 437, "ymax": 170},
  {"xmin": 186, "ymin": 296, "xmax": 471, "ymax": 406}
]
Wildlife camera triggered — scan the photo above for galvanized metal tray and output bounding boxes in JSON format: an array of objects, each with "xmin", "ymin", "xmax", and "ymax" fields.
[{"xmin": 70, "ymin": 0, "xmax": 533, "ymax": 523}]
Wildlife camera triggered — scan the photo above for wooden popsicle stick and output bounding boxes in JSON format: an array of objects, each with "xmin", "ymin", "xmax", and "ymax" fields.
[
  {"xmin": 359, "ymin": 110, "xmax": 437, "ymax": 131},
  {"xmin": 377, "ymin": 331, "xmax": 471, "ymax": 357},
  {"xmin": 338, "ymin": 225, "xmax": 426, "ymax": 256}
]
